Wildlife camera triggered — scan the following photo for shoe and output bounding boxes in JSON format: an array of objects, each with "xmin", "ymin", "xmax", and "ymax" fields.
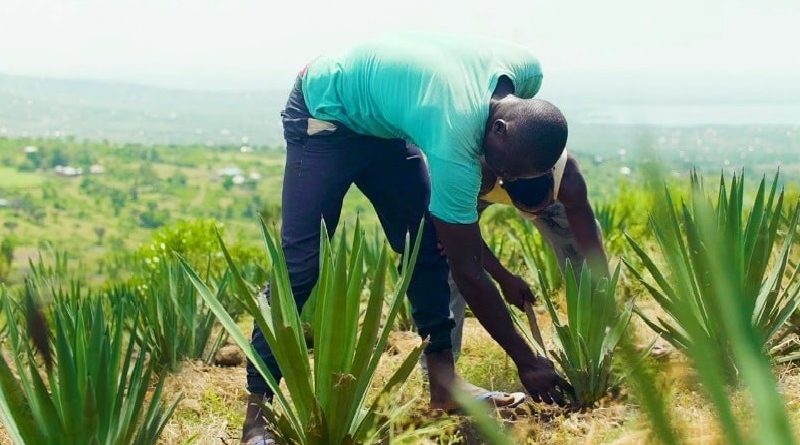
[{"xmin": 240, "ymin": 394, "xmax": 277, "ymax": 445}]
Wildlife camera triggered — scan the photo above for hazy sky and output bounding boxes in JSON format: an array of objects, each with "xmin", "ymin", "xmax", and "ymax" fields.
[{"xmin": 1, "ymin": 0, "xmax": 798, "ymax": 91}]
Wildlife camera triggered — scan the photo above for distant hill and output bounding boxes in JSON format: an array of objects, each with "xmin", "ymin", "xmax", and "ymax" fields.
[
  {"xmin": 0, "ymin": 74, "xmax": 289, "ymax": 146},
  {"xmin": 1, "ymin": 72, "xmax": 798, "ymax": 147}
]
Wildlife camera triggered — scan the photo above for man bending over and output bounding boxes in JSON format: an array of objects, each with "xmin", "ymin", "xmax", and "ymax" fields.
[
  {"xmin": 243, "ymin": 32, "xmax": 572, "ymax": 445},
  {"xmin": 437, "ymin": 150, "xmax": 610, "ymax": 392}
]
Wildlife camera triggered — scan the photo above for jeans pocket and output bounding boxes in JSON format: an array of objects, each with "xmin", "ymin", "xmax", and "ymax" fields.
[{"xmin": 283, "ymin": 116, "xmax": 309, "ymax": 143}]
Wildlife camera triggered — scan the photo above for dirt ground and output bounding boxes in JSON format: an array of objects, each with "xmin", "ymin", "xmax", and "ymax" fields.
[{"xmin": 153, "ymin": 313, "xmax": 800, "ymax": 445}]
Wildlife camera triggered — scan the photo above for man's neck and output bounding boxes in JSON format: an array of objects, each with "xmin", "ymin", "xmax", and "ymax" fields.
[
  {"xmin": 489, "ymin": 76, "xmax": 516, "ymax": 119},
  {"xmin": 492, "ymin": 75, "xmax": 515, "ymax": 99}
]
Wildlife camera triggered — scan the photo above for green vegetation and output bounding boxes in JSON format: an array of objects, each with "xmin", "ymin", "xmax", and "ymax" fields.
[
  {"xmin": 512, "ymin": 220, "xmax": 564, "ymax": 298},
  {"xmin": 0, "ymin": 288, "xmax": 179, "ymax": 445},
  {"xmin": 2, "ymin": 133, "xmax": 800, "ymax": 444},
  {"xmin": 622, "ymin": 172, "xmax": 798, "ymax": 445},
  {"xmin": 539, "ymin": 263, "xmax": 632, "ymax": 407},
  {"xmin": 114, "ymin": 260, "xmax": 229, "ymax": 373},
  {"xmin": 182, "ymin": 219, "xmax": 426, "ymax": 444},
  {"xmin": 626, "ymin": 172, "xmax": 800, "ymax": 377}
]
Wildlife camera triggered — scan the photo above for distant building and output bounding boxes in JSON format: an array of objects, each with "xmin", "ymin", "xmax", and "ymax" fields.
[
  {"xmin": 54, "ymin": 165, "xmax": 82, "ymax": 177},
  {"xmin": 248, "ymin": 172, "xmax": 262, "ymax": 181},
  {"xmin": 233, "ymin": 175, "xmax": 246, "ymax": 185},
  {"xmin": 89, "ymin": 164, "xmax": 105, "ymax": 174},
  {"xmin": 0, "ymin": 198, "xmax": 9, "ymax": 207},
  {"xmin": 23, "ymin": 145, "xmax": 38, "ymax": 154},
  {"xmin": 217, "ymin": 166, "xmax": 243, "ymax": 178}
]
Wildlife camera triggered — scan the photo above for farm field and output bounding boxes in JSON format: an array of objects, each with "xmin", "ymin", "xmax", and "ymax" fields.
[{"xmin": 1, "ymin": 127, "xmax": 799, "ymax": 445}]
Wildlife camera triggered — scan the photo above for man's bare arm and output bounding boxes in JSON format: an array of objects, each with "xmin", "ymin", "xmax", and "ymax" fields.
[
  {"xmin": 432, "ymin": 217, "xmax": 571, "ymax": 403},
  {"xmin": 474, "ymin": 200, "xmax": 535, "ymax": 308}
]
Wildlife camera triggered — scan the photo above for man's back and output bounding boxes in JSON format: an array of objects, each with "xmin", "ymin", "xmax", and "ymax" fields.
[
  {"xmin": 302, "ymin": 33, "xmax": 541, "ymax": 150},
  {"xmin": 302, "ymin": 32, "xmax": 543, "ymax": 224}
]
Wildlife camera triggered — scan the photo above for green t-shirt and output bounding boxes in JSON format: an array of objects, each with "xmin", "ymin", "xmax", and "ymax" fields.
[{"xmin": 302, "ymin": 33, "xmax": 543, "ymax": 224}]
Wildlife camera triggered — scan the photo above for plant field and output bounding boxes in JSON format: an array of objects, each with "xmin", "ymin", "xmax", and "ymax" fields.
[{"xmin": 1, "ymin": 134, "xmax": 800, "ymax": 444}]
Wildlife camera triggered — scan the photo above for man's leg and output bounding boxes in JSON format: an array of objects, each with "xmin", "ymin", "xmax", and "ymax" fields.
[
  {"xmin": 448, "ymin": 273, "xmax": 467, "ymax": 362},
  {"xmin": 353, "ymin": 141, "xmax": 456, "ymax": 407},
  {"xmin": 530, "ymin": 202, "xmax": 588, "ymax": 276},
  {"xmin": 418, "ymin": 272, "xmax": 465, "ymax": 373},
  {"xmin": 243, "ymin": 83, "xmax": 368, "ymax": 445},
  {"xmin": 246, "ymin": 136, "xmax": 366, "ymax": 396}
]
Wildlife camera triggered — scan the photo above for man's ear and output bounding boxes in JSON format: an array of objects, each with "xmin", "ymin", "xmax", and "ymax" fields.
[{"xmin": 492, "ymin": 119, "xmax": 508, "ymax": 135}]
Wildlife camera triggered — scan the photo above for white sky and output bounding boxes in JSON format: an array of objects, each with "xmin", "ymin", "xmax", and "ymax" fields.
[{"xmin": 1, "ymin": 0, "xmax": 798, "ymax": 91}]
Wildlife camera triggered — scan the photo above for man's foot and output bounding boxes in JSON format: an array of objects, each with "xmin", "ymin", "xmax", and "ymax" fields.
[
  {"xmin": 241, "ymin": 394, "xmax": 277, "ymax": 445},
  {"xmin": 425, "ymin": 349, "xmax": 457, "ymax": 410}
]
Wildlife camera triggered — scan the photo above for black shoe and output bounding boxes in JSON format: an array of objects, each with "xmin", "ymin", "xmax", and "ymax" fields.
[{"xmin": 240, "ymin": 394, "xmax": 277, "ymax": 445}]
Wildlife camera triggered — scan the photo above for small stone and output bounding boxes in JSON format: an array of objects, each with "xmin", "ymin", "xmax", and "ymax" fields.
[{"xmin": 214, "ymin": 344, "xmax": 244, "ymax": 367}]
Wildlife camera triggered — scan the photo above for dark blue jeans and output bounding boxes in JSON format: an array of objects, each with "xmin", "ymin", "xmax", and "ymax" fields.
[{"xmin": 247, "ymin": 78, "xmax": 454, "ymax": 396}]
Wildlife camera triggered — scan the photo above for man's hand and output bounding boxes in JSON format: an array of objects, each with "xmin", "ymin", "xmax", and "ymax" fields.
[
  {"xmin": 498, "ymin": 274, "xmax": 535, "ymax": 310},
  {"xmin": 518, "ymin": 356, "xmax": 574, "ymax": 406}
]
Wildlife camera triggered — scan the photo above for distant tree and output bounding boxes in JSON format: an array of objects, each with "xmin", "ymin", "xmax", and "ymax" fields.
[
  {"xmin": 41, "ymin": 185, "xmax": 58, "ymax": 200},
  {"xmin": 80, "ymin": 177, "xmax": 94, "ymax": 193},
  {"xmin": 3, "ymin": 221, "xmax": 18, "ymax": 233},
  {"xmin": 222, "ymin": 176, "xmax": 234, "ymax": 191},
  {"xmin": 0, "ymin": 237, "xmax": 14, "ymax": 265},
  {"xmin": 76, "ymin": 150, "xmax": 94, "ymax": 168},
  {"xmin": 139, "ymin": 201, "xmax": 170, "ymax": 229},
  {"xmin": 49, "ymin": 148, "xmax": 69, "ymax": 167},
  {"xmin": 168, "ymin": 171, "xmax": 188, "ymax": 187},
  {"xmin": 24, "ymin": 149, "xmax": 43, "ymax": 169},
  {"xmin": 0, "ymin": 237, "xmax": 14, "ymax": 281},
  {"xmin": 110, "ymin": 189, "xmax": 127, "ymax": 216},
  {"xmin": 259, "ymin": 203, "xmax": 282, "ymax": 223},
  {"xmin": 137, "ymin": 163, "xmax": 159, "ymax": 187},
  {"xmin": 94, "ymin": 226, "xmax": 106, "ymax": 245},
  {"xmin": 0, "ymin": 256, "xmax": 9, "ymax": 282}
]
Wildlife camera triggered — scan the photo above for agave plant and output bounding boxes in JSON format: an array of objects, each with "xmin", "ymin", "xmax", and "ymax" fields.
[
  {"xmin": 538, "ymin": 262, "xmax": 632, "ymax": 407},
  {"xmin": 620, "ymin": 175, "xmax": 796, "ymax": 445},
  {"xmin": 625, "ymin": 172, "xmax": 800, "ymax": 375},
  {"xmin": 112, "ymin": 259, "xmax": 228, "ymax": 372},
  {"xmin": 0, "ymin": 286, "xmax": 179, "ymax": 445},
  {"xmin": 594, "ymin": 201, "xmax": 629, "ymax": 254},
  {"xmin": 181, "ymin": 218, "xmax": 426, "ymax": 444},
  {"xmin": 509, "ymin": 219, "xmax": 563, "ymax": 298},
  {"xmin": 360, "ymin": 227, "xmax": 416, "ymax": 331}
]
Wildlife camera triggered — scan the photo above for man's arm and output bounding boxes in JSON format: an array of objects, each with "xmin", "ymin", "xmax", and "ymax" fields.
[
  {"xmin": 476, "ymin": 200, "xmax": 535, "ymax": 309},
  {"xmin": 432, "ymin": 217, "xmax": 570, "ymax": 404},
  {"xmin": 558, "ymin": 158, "xmax": 610, "ymax": 278}
]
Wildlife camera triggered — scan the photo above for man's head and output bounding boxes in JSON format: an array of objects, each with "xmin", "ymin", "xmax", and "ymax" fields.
[{"xmin": 483, "ymin": 98, "xmax": 567, "ymax": 181}]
